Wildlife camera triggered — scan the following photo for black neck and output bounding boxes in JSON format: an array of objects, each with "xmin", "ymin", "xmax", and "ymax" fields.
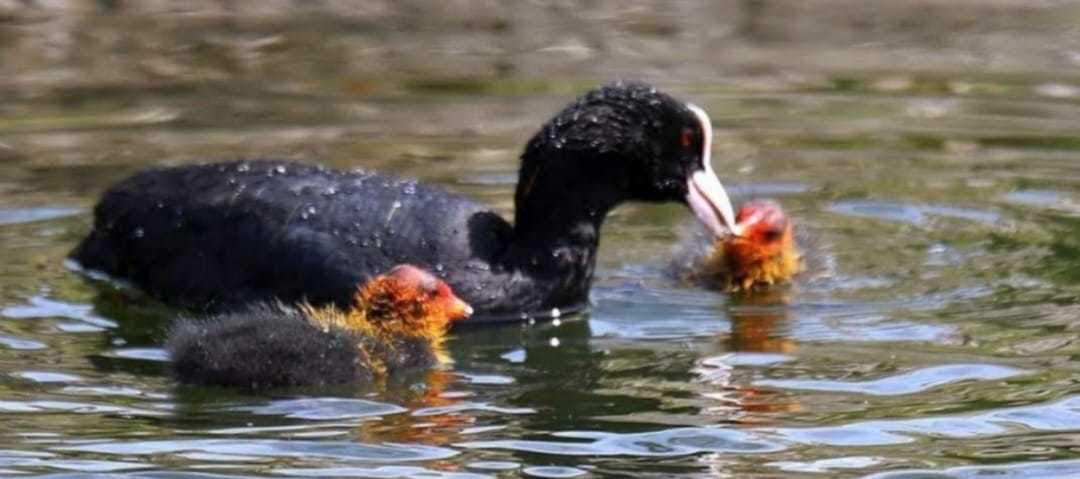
[{"xmin": 503, "ymin": 160, "xmax": 624, "ymax": 283}]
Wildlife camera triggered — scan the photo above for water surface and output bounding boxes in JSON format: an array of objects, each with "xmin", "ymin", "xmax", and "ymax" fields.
[{"xmin": 2, "ymin": 2, "xmax": 1080, "ymax": 477}]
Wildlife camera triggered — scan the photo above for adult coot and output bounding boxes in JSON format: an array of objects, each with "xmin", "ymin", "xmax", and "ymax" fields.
[
  {"xmin": 71, "ymin": 81, "xmax": 740, "ymax": 322},
  {"xmin": 167, "ymin": 265, "xmax": 471, "ymax": 390}
]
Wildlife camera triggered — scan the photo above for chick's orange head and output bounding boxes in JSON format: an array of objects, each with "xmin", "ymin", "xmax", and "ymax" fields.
[
  {"xmin": 715, "ymin": 200, "xmax": 800, "ymax": 290},
  {"xmin": 384, "ymin": 265, "xmax": 473, "ymax": 323},
  {"xmin": 735, "ymin": 200, "xmax": 791, "ymax": 246},
  {"xmin": 354, "ymin": 264, "xmax": 472, "ymax": 340}
]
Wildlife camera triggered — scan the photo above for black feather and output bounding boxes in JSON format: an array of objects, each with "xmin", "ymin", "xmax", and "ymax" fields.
[{"xmin": 166, "ymin": 304, "xmax": 437, "ymax": 390}]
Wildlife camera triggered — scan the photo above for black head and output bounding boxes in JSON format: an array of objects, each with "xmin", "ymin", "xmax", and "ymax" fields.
[{"xmin": 514, "ymin": 81, "xmax": 738, "ymax": 238}]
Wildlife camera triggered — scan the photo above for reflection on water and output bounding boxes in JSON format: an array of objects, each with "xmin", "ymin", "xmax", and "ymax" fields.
[
  {"xmin": 2, "ymin": 1, "xmax": 1080, "ymax": 477},
  {"xmin": 828, "ymin": 200, "xmax": 1003, "ymax": 227},
  {"xmin": 756, "ymin": 363, "xmax": 1024, "ymax": 396},
  {"xmin": 695, "ymin": 290, "xmax": 801, "ymax": 419},
  {"xmin": 727, "ymin": 290, "xmax": 796, "ymax": 354},
  {"xmin": 864, "ymin": 459, "xmax": 1080, "ymax": 479}
]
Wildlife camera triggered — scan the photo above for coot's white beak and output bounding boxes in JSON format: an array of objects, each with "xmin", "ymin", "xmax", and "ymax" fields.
[{"xmin": 685, "ymin": 104, "xmax": 741, "ymax": 238}]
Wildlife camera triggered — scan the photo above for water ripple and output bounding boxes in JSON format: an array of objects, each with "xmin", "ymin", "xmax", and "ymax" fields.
[
  {"xmin": 521, "ymin": 466, "xmax": 588, "ymax": 478},
  {"xmin": 0, "ymin": 334, "xmax": 46, "ymax": 350},
  {"xmin": 756, "ymin": 364, "xmax": 1025, "ymax": 396},
  {"xmin": 787, "ymin": 311, "xmax": 957, "ymax": 344},
  {"xmin": 12, "ymin": 371, "xmax": 84, "ymax": 383},
  {"xmin": 462, "ymin": 395, "xmax": 1080, "ymax": 459},
  {"xmin": 770, "ymin": 395, "xmax": 1080, "ymax": 446},
  {"xmin": 240, "ymin": 397, "xmax": 407, "ymax": 421},
  {"xmin": 863, "ymin": 458, "xmax": 1080, "ymax": 479},
  {"xmin": 0, "ymin": 206, "xmax": 81, "ymax": 226},
  {"xmin": 702, "ymin": 353, "xmax": 795, "ymax": 368},
  {"xmin": 1, "ymin": 296, "xmax": 116, "ymax": 328},
  {"xmin": 458, "ymin": 427, "xmax": 783, "ymax": 456},
  {"xmin": 23, "ymin": 473, "xmax": 257, "ymax": 478},
  {"xmin": 1002, "ymin": 189, "xmax": 1064, "ymax": 207},
  {"xmin": 590, "ymin": 284, "xmax": 728, "ymax": 340},
  {"xmin": 728, "ymin": 181, "xmax": 813, "ymax": 197},
  {"xmin": 58, "ymin": 439, "xmax": 458, "ymax": 462},
  {"xmin": 412, "ymin": 402, "xmax": 535, "ymax": 417},
  {"xmin": 590, "ymin": 283, "xmax": 966, "ymax": 344},
  {"xmin": 770, "ymin": 456, "xmax": 885, "ymax": 473},
  {"xmin": 278, "ymin": 465, "xmax": 492, "ymax": 478},
  {"xmin": 829, "ymin": 200, "xmax": 1002, "ymax": 226},
  {"xmin": 100, "ymin": 348, "xmax": 170, "ymax": 362},
  {"xmin": 457, "ymin": 372, "xmax": 515, "ymax": 385},
  {"xmin": 60, "ymin": 385, "xmax": 168, "ymax": 399},
  {"xmin": 0, "ymin": 400, "xmax": 164, "ymax": 416}
]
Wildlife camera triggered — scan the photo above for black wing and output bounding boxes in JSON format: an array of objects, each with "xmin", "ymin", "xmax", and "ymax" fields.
[{"xmin": 71, "ymin": 160, "xmax": 505, "ymax": 311}]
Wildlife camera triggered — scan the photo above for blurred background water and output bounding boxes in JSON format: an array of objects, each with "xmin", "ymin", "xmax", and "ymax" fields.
[{"xmin": 3, "ymin": 1, "xmax": 1080, "ymax": 477}]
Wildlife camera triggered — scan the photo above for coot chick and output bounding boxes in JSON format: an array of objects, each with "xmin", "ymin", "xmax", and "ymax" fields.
[
  {"xmin": 167, "ymin": 265, "xmax": 471, "ymax": 390},
  {"xmin": 71, "ymin": 81, "xmax": 740, "ymax": 322},
  {"xmin": 676, "ymin": 200, "xmax": 800, "ymax": 291}
]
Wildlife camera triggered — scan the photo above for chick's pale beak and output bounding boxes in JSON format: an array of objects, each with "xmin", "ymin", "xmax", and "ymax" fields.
[
  {"xmin": 684, "ymin": 103, "xmax": 740, "ymax": 238},
  {"xmin": 446, "ymin": 295, "xmax": 473, "ymax": 321}
]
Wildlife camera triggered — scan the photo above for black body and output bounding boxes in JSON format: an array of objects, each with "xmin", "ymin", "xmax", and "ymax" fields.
[
  {"xmin": 71, "ymin": 82, "xmax": 716, "ymax": 322},
  {"xmin": 166, "ymin": 305, "xmax": 435, "ymax": 390}
]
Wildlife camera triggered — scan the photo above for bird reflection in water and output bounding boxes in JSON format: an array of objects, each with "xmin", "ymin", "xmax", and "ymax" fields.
[
  {"xmin": 728, "ymin": 290, "xmax": 796, "ymax": 355},
  {"xmin": 350, "ymin": 369, "xmax": 472, "ymax": 446},
  {"xmin": 696, "ymin": 289, "xmax": 800, "ymax": 422}
]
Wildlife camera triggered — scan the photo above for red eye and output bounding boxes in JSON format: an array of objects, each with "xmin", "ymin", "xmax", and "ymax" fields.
[{"xmin": 680, "ymin": 129, "xmax": 692, "ymax": 148}]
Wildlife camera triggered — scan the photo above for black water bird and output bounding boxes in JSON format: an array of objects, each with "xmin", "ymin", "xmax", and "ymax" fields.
[{"xmin": 71, "ymin": 82, "xmax": 740, "ymax": 322}]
